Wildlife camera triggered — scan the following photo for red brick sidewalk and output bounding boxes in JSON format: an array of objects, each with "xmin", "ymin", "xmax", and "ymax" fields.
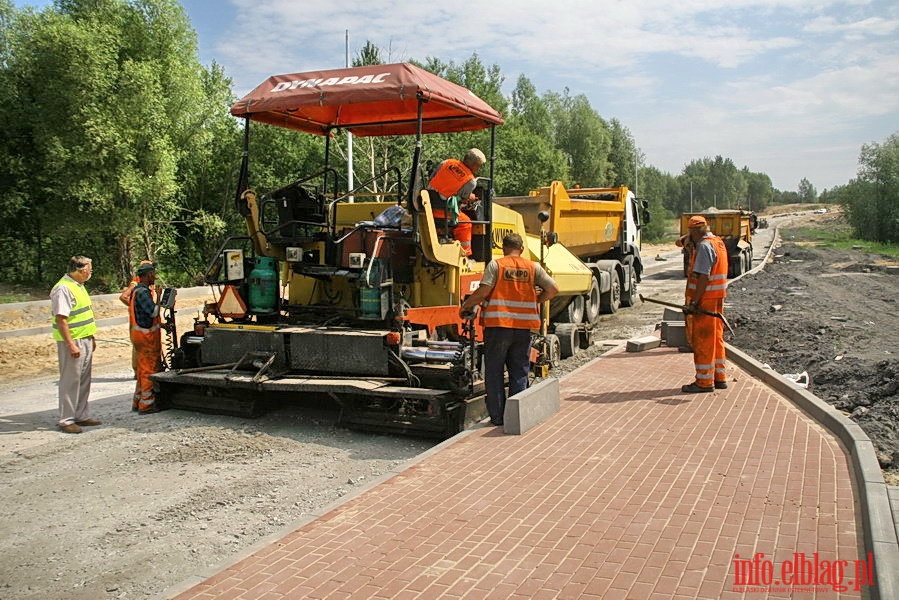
[{"xmin": 169, "ymin": 347, "xmax": 864, "ymax": 599}]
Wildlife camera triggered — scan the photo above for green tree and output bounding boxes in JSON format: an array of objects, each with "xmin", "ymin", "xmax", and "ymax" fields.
[
  {"xmin": 0, "ymin": 0, "xmax": 237, "ymax": 287},
  {"xmin": 742, "ymin": 169, "xmax": 774, "ymax": 212},
  {"xmin": 545, "ymin": 89, "xmax": 610, "ymax": 186},
  {"xmin": 841, "ymin": 132, "xmax": 899, "ymax": 243},
  {"xmin": 797, "ymin": 177, "xmax": 817, "ymax": 203},
  {"xmin": 494, "ymin": 75, "xmax": 568, "ymax": 195},
  {"xmin": 607, "ymin": 119, "xmax": 637, "ymax": 188},
  {"xmin": 637, "ymin": 166, "xmax": 677, "ymax": 241}
]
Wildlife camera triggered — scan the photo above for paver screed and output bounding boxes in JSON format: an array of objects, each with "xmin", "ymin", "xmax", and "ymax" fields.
[{"xmin": 170, "ymin": 347, "xmax": 865, "ymax": 600}]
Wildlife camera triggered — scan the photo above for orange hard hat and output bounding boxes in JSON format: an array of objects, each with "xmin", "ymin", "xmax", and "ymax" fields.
[{"xmin": 688, "ymin": 215, "xmax": 707, "ymax": 228}]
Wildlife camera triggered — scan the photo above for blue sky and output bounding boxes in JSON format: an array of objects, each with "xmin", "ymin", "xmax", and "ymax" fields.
[{"xmin": 14, "ymin": 0, "xmax": 899, "ymax": 192}]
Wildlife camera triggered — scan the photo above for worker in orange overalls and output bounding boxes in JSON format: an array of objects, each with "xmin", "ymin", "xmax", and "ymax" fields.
[
  {"xmin": 459, "ymin": 232, "xmax": 559, "ymax": 425},
  {"xmin": 427, "ymin": 148, "xmax": 486, "ymax": 257},
  {"xmin": 120, "ymin": 260, "xmax": 155, "ymax": 378},
  {"xmin": 128, "ymin": 261, "xmax": 162, "ymax": 413},
  {"xmin": 682, "ymin": 215, "xmax": 729, "ymax": 393}
]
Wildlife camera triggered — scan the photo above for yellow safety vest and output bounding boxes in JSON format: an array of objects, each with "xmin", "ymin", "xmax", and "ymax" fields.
[{"xmin": 51, "ymin": 276, "xmax": 97, "ymax": 341}]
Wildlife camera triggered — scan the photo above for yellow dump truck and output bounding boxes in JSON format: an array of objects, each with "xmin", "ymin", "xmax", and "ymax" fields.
[
  {"xmin": 495, "ymin": 182, "xmax": 649, "ymax": 357},
  {"xmin": 680, "ymin": 209, "xmax": 754, "ymax": 277}
]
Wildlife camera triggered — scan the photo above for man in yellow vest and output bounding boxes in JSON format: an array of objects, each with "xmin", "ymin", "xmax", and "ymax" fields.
[
  {"xmin": 427, "ymin": 148, "xmax": 486, "ymax": 257},
  {"xmin": 51, "ymin": 256, "xmax": 101, "ymax": 433},
  {"xmin": 460, "ymin": 233, "xmax": 559, "ymax": 425},
  {"xmin": 682, "ymin": 216, "xmax": 729, "ymax": 392}
]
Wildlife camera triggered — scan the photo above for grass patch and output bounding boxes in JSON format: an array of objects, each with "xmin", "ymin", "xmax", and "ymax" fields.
[
  {"xmin": 0, "ymin": 292, "xmax": 33, "ymax": 304},
  {"xmin": 789, "ymin": 224, "xmax": 899, "ymax": 258},
  {"xmin": 0, "ymin": 283, "xmax": 46, "ymax": 304}
]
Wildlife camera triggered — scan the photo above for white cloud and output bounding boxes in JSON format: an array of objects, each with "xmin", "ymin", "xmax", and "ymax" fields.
[{"xmin": 208, "ymin": 0, "xmax": 898, "ymax": 190}]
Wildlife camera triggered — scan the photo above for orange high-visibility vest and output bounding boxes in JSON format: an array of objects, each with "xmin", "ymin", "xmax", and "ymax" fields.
[
  {"xmin": 128, "ymin": 284, "xmax": 161, "ymax": 341},
  {"xmin": 428, "ymin": 159, "xmax": 474, "ymax": 200},
  {"xmin": 483, "ymin": 256, "xmax": 540, "ymax": 330},
  {"xmin": 687, "ymin": 235, "xmax": 729, "ymax": 299}
]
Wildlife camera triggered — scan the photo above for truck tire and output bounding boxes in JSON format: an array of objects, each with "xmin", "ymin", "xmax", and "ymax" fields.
[
  {"xmin": 600, "ymin": 275, "xmax": 621, "ymax": 314},
  {"xmin": 620, "ymin": 263, "xmax": 637, "ymax": 308},
  {"xmin": 578, "ymin": 327, "xmax": 594, "ymax": 350},
  {"xmin": 584, "ymin": 276, "xmax": 601, "ymax": 324},
  {"xmin": 555, "ymin": 295, "xmax": 585, "ymax": 324},
  {"xmin": 543, "ymin": 334, "xmax": 561, "ymax": 368},
  {"xmin": 730, "ymin": 256, "xmax": 743, "ymax": 278},
  {"xmin": 554, "ymin": 323, "xmax": 579, "ymax": 358}
]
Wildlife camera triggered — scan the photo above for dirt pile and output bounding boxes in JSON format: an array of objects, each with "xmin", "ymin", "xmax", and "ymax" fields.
[{"xmin": 726, "ymin": 238, "xmax": 899, "ymax": 473}]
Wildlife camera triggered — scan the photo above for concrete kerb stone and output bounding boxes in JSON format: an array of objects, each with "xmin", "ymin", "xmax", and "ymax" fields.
[
  {"xmin": 503, "ymin": 377, "xmax": 560, "ymax": 435},
  {"xmin": 726, "ymin": 344, "xmax": 899, "ymax": 600}
]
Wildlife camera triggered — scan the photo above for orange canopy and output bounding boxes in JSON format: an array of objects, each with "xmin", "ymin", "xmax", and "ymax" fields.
[{"xmin": 230, "ymin": 63, "xmax": 504, "ymax": 137}]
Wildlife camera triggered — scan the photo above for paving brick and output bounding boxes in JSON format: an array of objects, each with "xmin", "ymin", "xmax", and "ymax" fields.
[{"xmin": 168, "ymin": 347, "xmax": 865, "ymax": 600}]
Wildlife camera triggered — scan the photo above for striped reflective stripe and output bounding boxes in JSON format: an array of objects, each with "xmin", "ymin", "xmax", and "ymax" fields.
[
  {"xmin": 687, "ymin": 276, "xmax": 728, "ymax": 290},
  {"xmin": 707, "ymin": 273, "xmax": 728, "ymax": 291},
  {"xmin": 489, "ymin": 299, "xmax": 538, "ymax": 309},
  {"xmin": 56, "ymin": 316, "xmax": 95, "ymax": 330},
  {"xmin": 695, "ymin": 372, "xmax": 714, "ymax": 382},
  {"xmin": 483, "ymin": 310, "xmax": 540, "ymax": 322},
  {"xmin": 484, "ymin": 299, "xmax": 540, "ymax": 326},
  {"xmin": 131, "ymin": 324, "xmax": 161, "ymax": 334}
]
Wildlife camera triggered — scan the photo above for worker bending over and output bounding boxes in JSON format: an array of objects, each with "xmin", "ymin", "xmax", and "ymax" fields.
[{"xmin": 427, "ymin": 148, "xmax": 486, "ymax": 257}]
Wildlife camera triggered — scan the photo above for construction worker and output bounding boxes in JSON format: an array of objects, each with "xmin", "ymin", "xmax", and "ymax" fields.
[
  {"xmin": 459, "ymin": 232, "xmax": 559, "ymax": 425},
  {"xmin": 120, "ymin": 259, "xmax": 154, "ymax": 378},
  {"xmin": 427, "ymin": 148, "xmax": 486, "ymax": 257},
  {"xmin": 129, "ymin": 261, "xmax": 163, "ymax": 413},
  {"xmin": 681, "ymin": 215, "xmax": 729, "ymax": 393},
  {"xmin": 51, "ymin": 255, "xmax": 102, "ymax": 433}
]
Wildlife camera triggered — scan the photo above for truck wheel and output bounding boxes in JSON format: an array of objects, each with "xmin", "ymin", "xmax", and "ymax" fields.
[
  {"xmin": 578, "ymin": 327, "xmax": 594, "ymax": 350},
  {"xmin": 600, "ymin": 275, "xmax": 620, "ymax": 314},
  {"xmin": 620, "ymin": 264, "xmax": 637, "ymax": 307},
  {"xmin": 584, "ymin": 277, "xmax": 601, "ymax": 324},
  {"xmin": 556, "ymin": 295, "xmax": 585, "ymax": 324},
  {"xmin": 730, "ymin": 256, "xmax": 743, "ymax": 278},
  {"xmin": 555, "ymin": 323, "xmax": 579, "ymax": 358},
  {"xmin": 543, "ymin": 334, "xmax": 561, "ymax": 368}
]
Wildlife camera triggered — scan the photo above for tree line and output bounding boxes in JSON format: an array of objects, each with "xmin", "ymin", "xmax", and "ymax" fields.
[{"xmin": 0, "ymin": 0, "xmax": 893, "ymax": 293}]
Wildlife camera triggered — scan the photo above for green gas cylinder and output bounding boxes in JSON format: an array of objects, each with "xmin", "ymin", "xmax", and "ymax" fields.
[{"xmin": 248, "ymin": 257, "xmax": 279, "ymax": 314}]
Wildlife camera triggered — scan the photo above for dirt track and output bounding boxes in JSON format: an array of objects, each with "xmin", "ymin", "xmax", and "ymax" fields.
[{"xmin": 1, "ymin": 209, "xmax": 897, "ymax": 599}]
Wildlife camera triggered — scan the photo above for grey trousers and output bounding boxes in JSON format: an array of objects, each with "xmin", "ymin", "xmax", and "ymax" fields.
[{"xmin": 57, "ymin": 337, "xmax": 94, "ymax": 425}]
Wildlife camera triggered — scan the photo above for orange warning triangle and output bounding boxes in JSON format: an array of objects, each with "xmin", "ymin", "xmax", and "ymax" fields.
[{"xmin": 218, "ymin": 285, "xmax": 248, "ymax": 318}]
